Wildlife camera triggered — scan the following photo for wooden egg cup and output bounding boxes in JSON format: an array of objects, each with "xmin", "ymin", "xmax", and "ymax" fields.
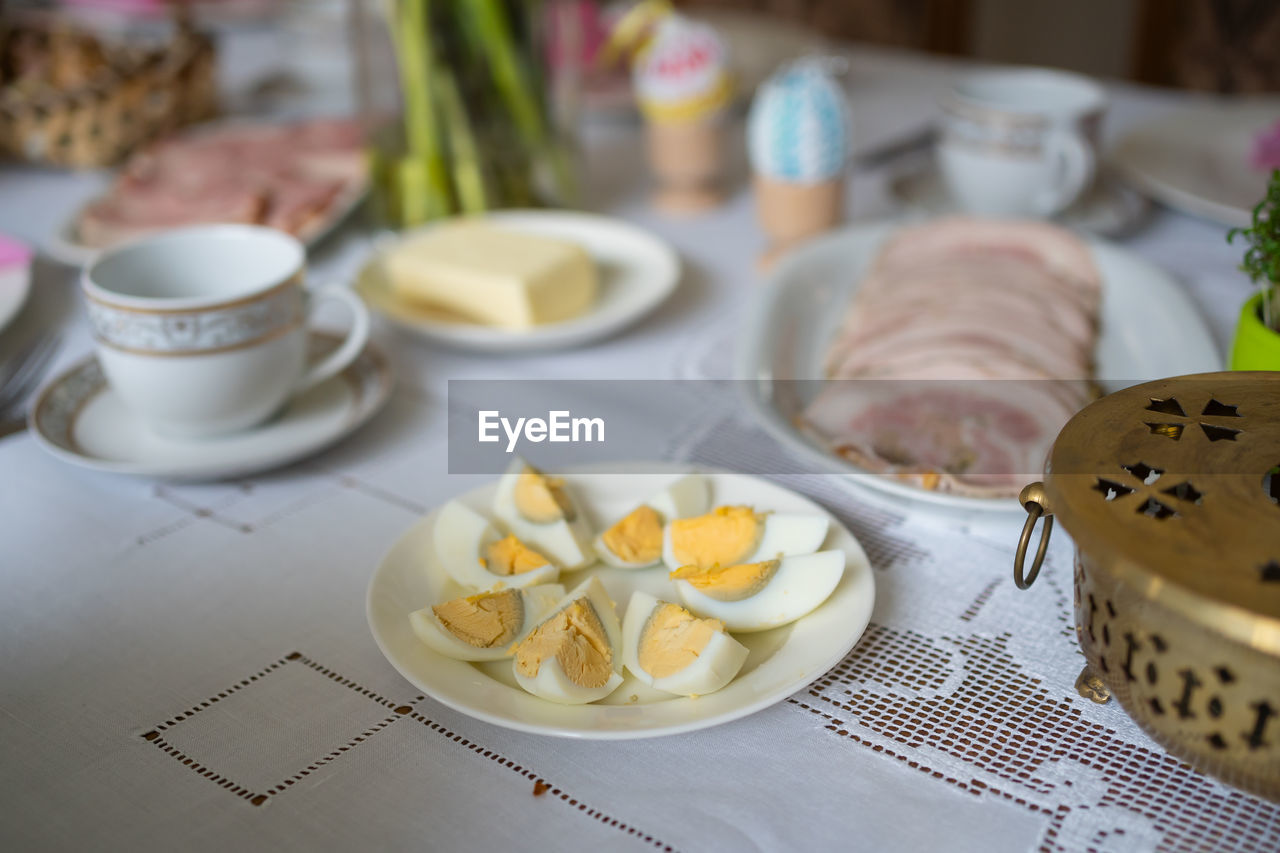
[
  {"xmin": 645, "ymin": 117, "xmax": 726, "ymax": 215},
  {"xmin": 754, "ymin": 174, "xmax": 844, "ymax": 270}
]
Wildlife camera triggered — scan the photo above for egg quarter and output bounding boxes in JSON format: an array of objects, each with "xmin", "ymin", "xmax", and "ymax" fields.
[
  {"xmin": 621, "ymin": 591, "xmax": 750, "ymax": 696},
  {"xmin": 669, "ymin": 558, "xmax": 780, "ymax": 601},
  {"xmin": 671, "ymin": 549, "xmax": 846, "ymax": 632},
  {"xmin": 434, "ymin": 499, "xmax": 561, "ymax": 590},
  {"xmin": 409, "ymin": 583, "xmax": 565, "ymax": 662},
  {"xmin": 493, "ymin": 458, "xmax": 596, "ymax": 570},
  {"xmin": 594, "ymin": 474, "xmax": 710, "ymax": 569},
  {"xmin": 661, "ymin": 506, "xmax": 830, "ymax": 573},
  {"xmin": 511, "ymin": 576, "xmax": 624, "ymax": 704}
]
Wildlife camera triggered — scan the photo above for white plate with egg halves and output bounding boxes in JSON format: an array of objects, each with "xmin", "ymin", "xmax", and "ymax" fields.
[
  {"xmin": 366, "ymin": 465, "xmax": 875, "ymax": 739},
  {"xmin": 355, "ymin": 210, "xmax": 681, "ymax": 353}
]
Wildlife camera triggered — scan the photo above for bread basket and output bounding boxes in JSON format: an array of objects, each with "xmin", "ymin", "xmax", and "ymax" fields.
[
  {"xmin": 1014, "ymin": 371, "xmax": 1280, "ymax": 800},
  {"xmin": 0, "ymin": 14, "xmax": 217, "ymax": 168}
]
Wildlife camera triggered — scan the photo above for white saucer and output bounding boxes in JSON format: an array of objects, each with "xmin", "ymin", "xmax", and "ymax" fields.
[
  {"xmin": 30, "ymin": 332, "xmax": 393, "ymax": 480},
  {"xmin": 889, "ymin": 163, "xmax": 1150, "ymax": 237},
  {"xmin": 356, "ymin": 210, "xmax": 681, "ymax": 353},
  {"xmin": 0, "ymin": 262, "xmax": 31, "ymax": 335},
  {"xmin": 367, "ymin": 465, "xmax": 875, "ymax": 739}
]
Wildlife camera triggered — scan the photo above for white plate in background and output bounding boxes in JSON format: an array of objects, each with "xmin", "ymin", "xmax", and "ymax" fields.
[
  {"xmin": 366, "ymin": 466, "xmax": 875, "ymax": 739},
  {"xmin": 356, "ymin": 210, "xmax": 680, "ymax": 353},
  {"xmin": 736, "ymin": 220, "xmax": 1223, "ymax": 513},
  {"xmin": 1112, "ymin": 101, "xmax": 1280, "ymax": 227}
]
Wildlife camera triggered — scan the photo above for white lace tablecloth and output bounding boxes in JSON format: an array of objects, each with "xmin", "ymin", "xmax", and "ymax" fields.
[{"xmin": 2, "ymin": 38, "xmax": 1277, "ymax": 853}]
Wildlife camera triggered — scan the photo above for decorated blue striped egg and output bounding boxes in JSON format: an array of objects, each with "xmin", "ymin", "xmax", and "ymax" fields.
[{"xmin": 747, "ymin": 60, "xmax": 851, "ymax": 183}]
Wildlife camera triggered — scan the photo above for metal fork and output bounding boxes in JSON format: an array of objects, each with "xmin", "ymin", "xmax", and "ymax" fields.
[{"xmin": 0, "ymin": 332, "xmax": 62, "ymax": 438}]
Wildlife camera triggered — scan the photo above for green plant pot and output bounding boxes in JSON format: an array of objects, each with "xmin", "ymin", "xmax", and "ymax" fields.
[{"xmin": 1230, "ymin": 290, "xmax": 1280, "ymax": 370}]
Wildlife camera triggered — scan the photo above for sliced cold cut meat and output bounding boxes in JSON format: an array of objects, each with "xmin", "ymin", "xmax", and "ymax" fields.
[
  {"xmin": 803, "ymin": 218, "xmax": 1101, "ymax": 499},
  {"xmin": 76, "ymin": 118, "xmax": 366, "ymax": 249}
]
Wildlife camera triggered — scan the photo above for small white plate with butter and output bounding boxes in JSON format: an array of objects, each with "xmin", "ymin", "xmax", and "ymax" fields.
[
  {"xmin": 366, "ymin": 465, "xmax": 875, "ymax": 739},
  {"xmin": 355, "ymin": 210, "xmax": 680, "ymax": 353}
]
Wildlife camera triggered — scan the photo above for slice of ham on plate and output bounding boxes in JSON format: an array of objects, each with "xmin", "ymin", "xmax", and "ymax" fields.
[
  {"xmin": 290, "ymin": 117, "xmax": 366, "ymax": 152},
  {"xmin": 804, "ymin": 217, "xmax": 1102, "ymax": 499},
  {"xmin": 802, "ymin": 380, "xmax": 1081, "ymax": 498},
  {"xmin": 867, "ymin": 217, "xmax": 1102, "ymax": 295},
  {"xmin": 737, "ymin": 218, "xmax": 1221, "ymax": 513},
  {"xmin": 76, "ymin": 186, "xmax": 267, "ymax": 249},
  {"xmin": 47, "ymin": 117, "xmax": 368, "ymax": 267},
  {"xmin": 263, "ymin": 177, "xmax": 346, "ymax": 239}
]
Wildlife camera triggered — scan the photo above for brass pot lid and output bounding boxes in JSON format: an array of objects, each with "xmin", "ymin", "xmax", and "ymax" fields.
[{"xmin": 1043, "ymin": 372, "xmax": 1280, "ymax": 653}]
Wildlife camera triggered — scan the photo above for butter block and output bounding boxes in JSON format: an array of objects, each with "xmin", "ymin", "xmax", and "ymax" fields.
[{"xmin": 384, "ymin": 223, "xmax": 598, "ymax": 328}]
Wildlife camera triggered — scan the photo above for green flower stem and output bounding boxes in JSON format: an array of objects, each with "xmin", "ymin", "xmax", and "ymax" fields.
[
  {"xmin": 437, "ymin": 62, "xmax": 489, "ymax": 214},
  {"xmin": 459, "ymin": 0, "xmax": 577, "ymax": 204},
  {"xmin": 391, "ymin": 0, "xmax": 451, "ymax": 223}
]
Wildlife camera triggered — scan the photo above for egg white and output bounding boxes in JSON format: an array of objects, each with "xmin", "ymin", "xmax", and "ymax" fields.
[
  {"xmin": 595, "ymin": 474, "xmax": 710, "ymax": 569},
  {"xmin": 661, "ymin": 512, "xmax": 830, "ymax": 573},
  {"xmin": 672, "ymin": 549, "xmax": 846, "ymax": 632},
  {"xmin": 409, "ymin": 584, "xmax": 565, "ymax": 662},
  {"xmin": 434, "ymin": 499, "xmax": 560, "ymax": 590},
  {"xmin": 492, "ymin": 458, "xmax": 595, "ymax": 570},
  {"xmin": 512, "ymin": 576, "xmax": 624, "ymax": 704},
  {"xmin": 621, "ymin": 591, "xmax": 749, "ymax": 696}
]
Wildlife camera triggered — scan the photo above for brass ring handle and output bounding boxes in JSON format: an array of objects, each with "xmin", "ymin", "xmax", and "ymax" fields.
[{"xmin": 1014, "ymin": 482, "xmax": 1054, "ymax": 590}]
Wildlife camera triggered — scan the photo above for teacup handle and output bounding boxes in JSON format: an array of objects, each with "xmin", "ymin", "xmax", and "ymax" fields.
[
  {"xmin": 1034, "ymin": 127, "xmax": 1095, "ymax": 216},
  {"xmin": 296, "ymin": 284, "xmax": 371, "ymax": 394}
]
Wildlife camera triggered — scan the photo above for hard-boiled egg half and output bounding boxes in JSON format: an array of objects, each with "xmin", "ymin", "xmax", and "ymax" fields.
[
  {"xmin": 669, "ymin": 550, "xmax": 845, "ymax": 632},
  {"xmin": 511, "ymin": 577, "xmax": 623, "ymax": 704},
  {"xmin": 594, "ymin": 474, "xmax": 710, "ymax": 569},
  {"xmin": 434, "ymin": 500, "xmax": 560, "ymax": 589},
  {"xmin": 621, "ymin": 591, "xmax": 748, "ymax": 696},
  {"xmin": 409, "ymin": 584, "xmax": 564, "ymax": 662},
  {"xmin": 661, "ymin": 505, "xmax": 829, "ymax": 573},
  {"xmin": 493, "ymin": 459, "xmax": 595, "ymax": 570}
]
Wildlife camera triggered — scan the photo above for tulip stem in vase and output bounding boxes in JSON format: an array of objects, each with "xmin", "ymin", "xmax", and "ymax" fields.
[{"xmin": 371, "ymin": 0, "xmax": 577, "ymax": 229}]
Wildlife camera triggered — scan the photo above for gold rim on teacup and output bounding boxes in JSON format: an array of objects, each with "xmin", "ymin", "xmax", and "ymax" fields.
[
  {"xmin": 937, "ymin": 68, "xmax": 1107, "ymax": 216},
  {"xmin": 940, "ymin": 68, "xmax": 1106, "ymax": 160},
  {"xmin": 83, "ymin": 224, "xmax": 308, "ymax": 357},
  {"xmin": 79, "ymin": 223, "xmax": 371, "ymax": 438}
]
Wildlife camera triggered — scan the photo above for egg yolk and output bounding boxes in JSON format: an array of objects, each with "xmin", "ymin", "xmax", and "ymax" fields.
[
  {"xmin": 513, "ymin": 467, "xmax": 576, "ymax": 523},
  {"xmin": 637, "ymin": 602, "xmax": 725, "ymax": 679},
  {"xmin": 601, "ymin": 505, "xmax": 664, "ymax": 564},
  {"xmin": 514, "ymin": 599, "xmax": 613, "ymax": 688},
  {"xmin": 432, "ymin": 589, "xmax": 523, "ymax": 648},
  {"xmin": 668, "ymin": 506, "xmax": 763, "ymax": 569},
  {"xmin": 670, "ymin": 559, "xmax": 780, "ymax": 602},
  {"xmin": 484, "ymin": 535, "xmax": 550, "ymax": 575}
]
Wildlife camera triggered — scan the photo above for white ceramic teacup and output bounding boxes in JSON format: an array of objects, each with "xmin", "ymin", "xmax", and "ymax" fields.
[
  {"xmin": 937, "ymin": 68, "xmax": 1107, "ymax": 217},
  {"xmin": 83, "ymin": 225, "xmax": 370, "ymax": 438}
]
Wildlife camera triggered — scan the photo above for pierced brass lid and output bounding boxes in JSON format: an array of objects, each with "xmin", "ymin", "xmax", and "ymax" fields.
[{"xmin": 1042, "ymin": 372, "xmax": 1280, "ymax": 653}]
